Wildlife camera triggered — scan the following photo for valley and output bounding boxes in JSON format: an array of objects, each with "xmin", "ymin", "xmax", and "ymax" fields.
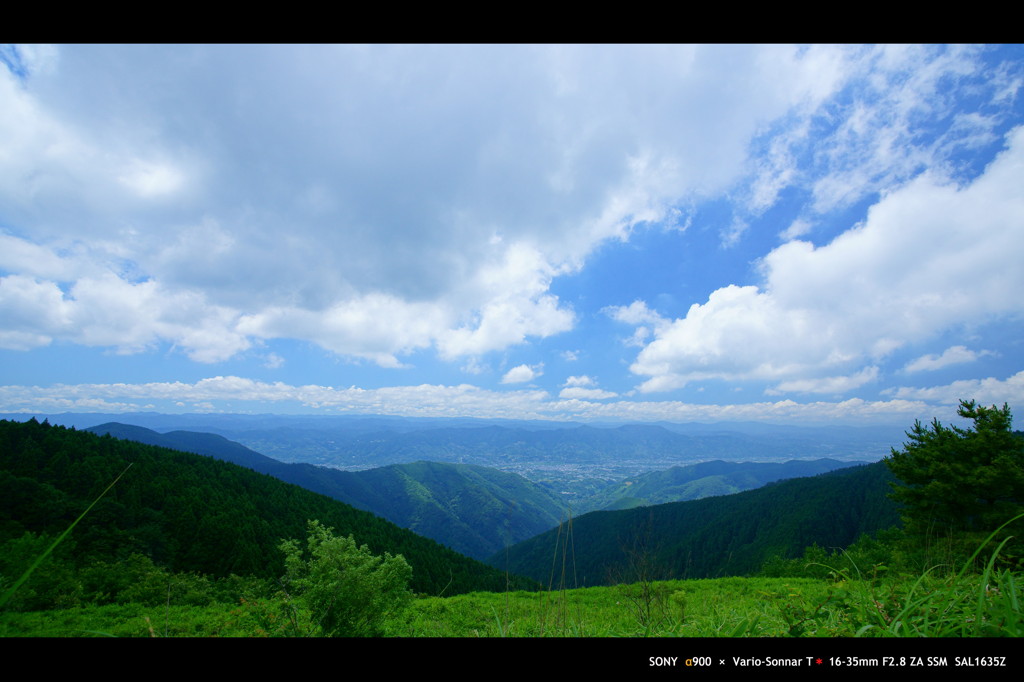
[
  {"xmin": 74, "ymin": 416, "xmax": 872, "ymax": 559},
  {"xmin": 1, "ymin": 410, "xmax": 1020, "ymax": 643},
  {"xmin": 22, "ymin": 411, "xmax": 899, "ymax": 500}
]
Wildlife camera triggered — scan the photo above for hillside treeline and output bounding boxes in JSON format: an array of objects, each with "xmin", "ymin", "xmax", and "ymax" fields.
[{"xmin": 0, "ymin": 418, "xmax": 533, "ymax": 601}]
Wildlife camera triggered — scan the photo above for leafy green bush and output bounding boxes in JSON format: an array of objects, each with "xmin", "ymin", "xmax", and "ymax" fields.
[
  {"xmin": 0, "ymin": 532, "xmax": 82, "ymax": 611},
  {"xmin": 280, "ymin": 520, "xmax": 412, "ymax": 636}
]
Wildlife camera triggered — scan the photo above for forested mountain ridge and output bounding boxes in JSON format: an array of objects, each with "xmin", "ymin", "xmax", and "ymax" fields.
[
  {"xmin": 319, "ymin": 460, "xmax": 567, "ymax": 559},
  {"xmin": 83, "ymin": 422, "xmax": 866, "ymax": 558},
  {"xmin": 84, "ymin": 422, "xmax": 568, "ymax": 560},
  {"xmin": 492, "ymin": 461, "xmax": 900, "ymax": 586},
  {"xmin": 0, "ymin": 419, "xmax": 534, "ymax": 595}
]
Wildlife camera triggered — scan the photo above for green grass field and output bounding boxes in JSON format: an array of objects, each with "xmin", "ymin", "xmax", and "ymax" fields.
[{"xmin": 3, "ymin": 567, "xmax": 1021, "ymax": 638}]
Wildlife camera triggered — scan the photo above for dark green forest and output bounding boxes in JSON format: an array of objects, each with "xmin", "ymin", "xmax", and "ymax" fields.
[
  {"xmin": 0, "ymin": 418, "xmax": 533, "ymax": 604},
  {"xmin": 493, "ymin": 461, "xmax": 901, "ymax": 586},
  {"xmin": 84, "ymin": 422, "xmax": 568, "ymax": 561}
]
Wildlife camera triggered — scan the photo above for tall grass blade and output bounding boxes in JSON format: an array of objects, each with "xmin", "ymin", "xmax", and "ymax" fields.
[
  {"xmin": 955, "ymin": 512, "xmax": 1024, "ymax": 581},
  {"xmin": 0, "ymin": 463, "xmax": 133, "ymax": 610}
]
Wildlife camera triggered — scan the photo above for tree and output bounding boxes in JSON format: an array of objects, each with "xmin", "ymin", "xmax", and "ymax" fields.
[
  {"xmin": 279, "ymin": 520, "xmax": 412, "ymax": 637},
  {"xmin": 885, "ymin": 400, "xmax": 1024, "ymax": 538}
]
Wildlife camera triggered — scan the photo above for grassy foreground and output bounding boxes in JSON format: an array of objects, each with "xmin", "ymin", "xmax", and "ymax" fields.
[{"xmin": 3, "ymin": 568, "xmax": 1021, "ymax": 637}]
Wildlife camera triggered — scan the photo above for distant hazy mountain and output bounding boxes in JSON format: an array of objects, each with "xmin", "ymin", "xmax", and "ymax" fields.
[
  {"xmin": 85, "ymin": 422, "xmax": 567, "ymax": 559},
  {"xmin": 85, "ymin": 422, "xmax": 284, "ymax": 469},
  {"xmin": 17, "ymin": 413, "xmax": 902, "ymax": 503},
  {"xmin": 574, "ymin": 458, "xmax": 864, "ymax": 514}
]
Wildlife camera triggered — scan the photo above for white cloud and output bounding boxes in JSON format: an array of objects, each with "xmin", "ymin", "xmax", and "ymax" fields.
[
  {"xmin": 0, "ymin": 45, "xmax": 863, "ymax": 365},
  {"xmin": 460, "ymin": 357, "xmax": 487, "ymax": 375},
  {"xmin": 902, "ymin": 345, "xmax": 992, "ymax": 373},
  {"xmin": 779, "ymin": 219, "xmax": 812, "ymax": 241},
  {"xmin": 0, "ymin": 45, "xmax": 1018, "ymax": 374},
  {"xmin": 605, "ymin": 300, "xmax": 669, "ymax": 328},
  {"xmin": 740, "ymin": 45, "xmax": 1021, "ymax": 242},
  {"xmin": 0, "ymin": 275, "xmax": 70, "ymax": 349},
  {"xmin": 501, "ymin": 364, "xmax": 543, "ymax": 384},
  {"xmin": 559, "ymin": 387, "xmax": 619, "ymax": 400},
  {"xmin": 605, "ymin": 300, "xmax": 672, "ymax": 348},
  {"xmin": 885, "ymin": 370, "xmax": 1024, "ymax": 406},
  {"xmin": 117, "ymin": 158, "xmax": 185, "ymax": 198},
  {"xmin": 0, "ymin": 376, "xmax": 940, "ymax": 424},
  {"xmin": 767, "ymin": 366, "xmax": 880, "ymax": 395},
  {"xmin": 805, "ymin": 45, "xmax": 994, "ymax": 215},
  {"xmin": 721, "ymin": 218, "xmax": 748, "ymax": 248},
  {"xmin": 262, "ymin": 353, "xmax": 285, "ymax": 369},
  {"xmin": 628, "ymin": 126, "xmax": 1024, "ymax": 393},
  {"xmin": 559, "ymin": 374, "xmax": 618, "ymax": 399},
  {"xmin": 0, "ymin": 272, "xmax": 250, "ymax": 361},
  {"xmin": 238, "ymin": 294, "xmax": 442, "ymax": 368},
  {"xmin": 0, "ymin": 377, "xmax": 553, "ymax": 421},
  {"xmin": 435, "ymin": 243, "xmax": 576, "ymax": 359},
  {"xmin": 0, "ymin": 233, "xmax": 81, "ymax": 281}
]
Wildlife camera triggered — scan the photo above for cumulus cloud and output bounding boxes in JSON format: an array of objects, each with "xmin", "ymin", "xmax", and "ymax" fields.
[
  {"xmin": 501, "ymin": 364, "xmax": 543, "ymax": 384},
  {"xmin": 0, "ymin": 376, "xmax": 939, "ymax": 424},
  {"xmin": 884, "ymin": 370, "xmax": 1024, "ymax": 406},
  {"xmin": 0, "ymin": 45, "xmax": 866, "ymax": 366},
  {"xmin": 559, "ymin": 387, "xmax": 619, "ymax": 400},
  {"xmin": 434, "ymin": 243, "xmax": 576, "ymax": 359},
  {"xmin": 0, "ymin": 271, "xmax": 249, "ymax": 361},
  {"xmin": 902, "ymin": 345, "xmax": 993, "ymax": 373},
  {"xmin": 767, "ymin": 366, "xmax": 880, "ymax": 396},
  {"xmin": 605, "ymin": 300, "xmax": 672, "ymax": 348},
  {"xmin": 238, "ymin": 294, "xmax": 442, "ymax": 368},
  {"xmin": 605, "ymin": 300, "xmax": 669, "ymax": 328},
  {"xmin": 559, "ymin": 374, "xmax": 618, "ymax": 399},
  {"xmin": 627, "ymin": 126, "xmax": 1024, "ymax": 393},
  {"xmin": 1, "ymin": 44, "xmax": 1017, "ymax": 380}
]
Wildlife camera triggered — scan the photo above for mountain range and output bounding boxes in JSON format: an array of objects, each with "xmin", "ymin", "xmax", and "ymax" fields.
[
  {"xmin": 3, "ymin": 416, "xmax": 905, "ymax": 597},
  {"xmin": 83, "ymin": 422, "xmax": 865, "ymax": 559}
]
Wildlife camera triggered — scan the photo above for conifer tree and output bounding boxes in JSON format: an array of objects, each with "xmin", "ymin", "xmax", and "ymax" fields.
[{"xmin": 885, "ymin": 400, "xmax": 1024, "ymax": 537}]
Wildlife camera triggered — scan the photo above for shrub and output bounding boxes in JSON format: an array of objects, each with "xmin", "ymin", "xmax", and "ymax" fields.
[{"xmin": 280, "ymin": 520, "xmax": 412, "ymax": 637}]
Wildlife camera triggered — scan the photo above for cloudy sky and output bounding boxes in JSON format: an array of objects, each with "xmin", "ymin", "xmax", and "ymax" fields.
[{"xmin": 1, "ymin": 44, "xmax": 1022, "ymax": 424}]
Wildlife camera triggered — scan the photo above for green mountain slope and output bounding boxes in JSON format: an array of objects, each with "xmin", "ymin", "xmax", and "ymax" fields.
[
  {"xmin": 0, "ymin": 419, "xmax": 533, "ymax": 595},
  {"xmin": 326, "ymin": 461, "xmax": 567, "ymax": 559},
  {"xmin": 84, "ymin": 422, "xmax": 567, "ymax": 559},
  {"xmin": 491, "ymin": 461, "xmax": 900, "ymax": 586}
]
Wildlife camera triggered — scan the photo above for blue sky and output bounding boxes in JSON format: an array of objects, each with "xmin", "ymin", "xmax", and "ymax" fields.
[{"xmin": 1, "ymin": 44, "xmax": 1022, "ymax": 424}]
